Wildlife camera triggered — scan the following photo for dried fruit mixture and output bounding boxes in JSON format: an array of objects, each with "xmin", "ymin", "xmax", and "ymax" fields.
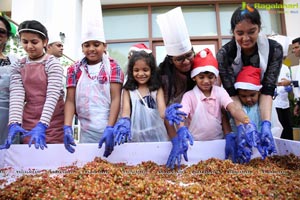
[{"xmin": 0, "ymin": 154, "xmax": 299, "ymax": 199}]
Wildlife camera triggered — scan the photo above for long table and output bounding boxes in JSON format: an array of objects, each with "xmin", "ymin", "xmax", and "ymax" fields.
[{"xmin": 1, "ymin": 138, "xmax": 299, "ymax": 170}]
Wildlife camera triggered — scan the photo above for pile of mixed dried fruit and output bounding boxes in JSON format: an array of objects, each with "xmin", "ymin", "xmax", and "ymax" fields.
[{"xmin": 0, "ymin": 154, "xmax": 299, "ymax": 199}]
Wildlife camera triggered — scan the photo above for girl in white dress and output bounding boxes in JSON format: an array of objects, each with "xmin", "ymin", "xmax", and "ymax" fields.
[{"xmin": 114, "ymin": 51, "xmax": 168, "ymax": 143}]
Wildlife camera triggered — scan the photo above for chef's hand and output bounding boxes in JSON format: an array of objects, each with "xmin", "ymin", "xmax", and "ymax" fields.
[
  {"xmin": 23, "ymin": 122, "xmax": 48, "ymax": 150},
  {"xmin": 0, "ymin": 123, "xmax": 27, "ymax": 150},
  {"xmin": 98, "ymin": 126, "xmax": 114, "ymax": 157},
  {"xmin": 63, "ymin": 125, "xmax": 76, "ymax": 153}
]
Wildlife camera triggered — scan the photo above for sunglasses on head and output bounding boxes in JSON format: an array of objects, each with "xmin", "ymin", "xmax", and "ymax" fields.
[{"xmin": 0, "ymin": 28, "xmax": 7, "ymax": 35}]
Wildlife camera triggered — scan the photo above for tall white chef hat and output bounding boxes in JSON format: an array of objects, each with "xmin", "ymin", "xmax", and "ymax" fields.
[
  {"xmin": 156, "ymin": 7, "xmax": 192, "ymax": 56},
  {"xmin": 81, "ymin": 0, "xmax": 106, "ymax": 44},
  {"xmin": 48, "ymin": 31, "xmax": 62, "ymax": 45}
]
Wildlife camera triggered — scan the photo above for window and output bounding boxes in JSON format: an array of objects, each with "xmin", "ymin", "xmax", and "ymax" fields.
[
  {"xmin": 103, "ymin": 8, "xmax": 149, "ymax": 40},
  {"xmin": 103, "ymin": 2, "xmax": 284, "ymax": 68}
]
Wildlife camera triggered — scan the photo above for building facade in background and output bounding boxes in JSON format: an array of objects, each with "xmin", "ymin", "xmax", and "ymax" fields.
[{"xmin": 1, "ymin": 0, "xmax": 299, "ymax": 69}]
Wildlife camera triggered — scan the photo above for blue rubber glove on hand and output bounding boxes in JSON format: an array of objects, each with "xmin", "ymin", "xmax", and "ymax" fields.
[
  {"xmin": 166, "ymin": 126, "xmax": 193, "ymax": 169},
  {"xmin": 225, "ymin": 132, "xmax": 237, "ymax": 163},
  {"xmin": 284, "ymin": 85, "xmax": 292, "ymax": 93},
  {"xmin": 236, "ymin": 124, "xmax": 252, "ymax": 163},
  {"xmin": 273, "ymin": 89, "xmax": 278, "ymax": 98},
  {"xmin": 22, "ymin": 122, "xmax": 48, "ymax": 150},
  {"xmin": 98, "ymin": 126, "xmax": 114, "ymax": 157},
  {"xmin": 166, "ymin": 135, "xmax": 183, "ymax": 169},
  {"xmin": 165, "ymin": 103, "xmax": 187, "ymax": 126},
  {"xmin": 177, "ymin": 126, "xmax": 194, "ymax": 161},
  {"xmin": 258, "ymin": 120, "xmax": 277, "ymax": 159},
  {"xmin": 0, "ymin": 123, "xmax": 27, "ymax": 150},
  {"xmin": 63, "ymin": 125, "xmax": 76, "ymax": 153},
  {"xmin": 113, "ymin": 117, "xmax": 131, "ymax": 145},
  {"xmin": 244, "ymin": 122, "xmax": 259, "ymax": 148}
]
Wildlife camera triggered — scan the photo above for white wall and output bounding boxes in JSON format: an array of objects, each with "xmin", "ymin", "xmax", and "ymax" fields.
[
  {"xmin": 0, "ymin": 0, "xmax": 12, "ymax": 11},
  {"xmin": 284, "ymin": 0, "xmax": 300, "ymax": 39}
]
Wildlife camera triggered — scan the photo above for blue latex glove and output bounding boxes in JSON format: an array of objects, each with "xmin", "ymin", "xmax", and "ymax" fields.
[
  {"xmin": 236, "ymin": 124, "xmax": 252, "ymax": 164},
  {"xmin": 22, "ymin": 122, "xmax": 48, "ymax": 150},
  {"xmin": 166, "ymin": 126, "xmax": 193, "ymax": 169},
  {"xmin": 225, "ymin": 132, "xmax": 237, "ymax": 163},
  {"xmin": 166, "ymin": 135, "xmax": 183, "ymax": 169},
  {"xmin": 258, "ymin": 120, "xmax": 277, "ymax": 159},
  {"xmin": 273, "ymin": 89, "xmax": 278, "ymax": 98},
  {"xmin": 244, "ymin": 122, "xmax": 259, "ymax": 148},
  {"xmin": 0, "ymin": 123, "xmax": 27, "ymax": 149},
  {"xmin": 165, "ymin": 103, "xmax": 187, "ymax": 126},
  {"xmin": 63, "ymin": 125, "xmax": 76, "ymax": 153},
  {"xmin": 256, "ymin": 134, "xmax": 267, "ymax": 160},
  {"xmin": 98, "ymin": 126, "xmax": 114, "ymax": 157},
  {"xmin": 284, "ymin": 85, "xmax": 292, "ymax": 92},
  {"xmin": 113, "ymin": 117, "xmax": 131, "ymax": 145},
  {"xmin": 177, "ymin": 126, "xmax": 194, "ymax": 161}
]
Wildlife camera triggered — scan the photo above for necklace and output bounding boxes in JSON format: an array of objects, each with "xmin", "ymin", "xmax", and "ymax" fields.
[{"xmin": 29, "ymin": 53, "xmax": 45, "ymax": 61}]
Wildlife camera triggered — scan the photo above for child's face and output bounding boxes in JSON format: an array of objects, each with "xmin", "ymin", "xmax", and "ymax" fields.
[
  {"xmin": 20, "ymin": 32, "xmax": 47, "ymax": 59},
  {"xmin": 133, "ymin": 59, "xmax": 151, "ymax": 86},
  {"xmin": 193, "ymin": 72, "xmax": 216, "ymax": 93},
  {"xmin": 237, "ymin": 89, "xmax": 260, "ymax": 107},
  {"xmin": 82, "ymin": 41, "xmax": 106, "ymax": 65}
]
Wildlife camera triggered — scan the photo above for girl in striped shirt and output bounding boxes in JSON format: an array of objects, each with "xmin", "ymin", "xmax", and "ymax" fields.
[{"xmin": 1, "ymin": 20, "xmax": 64, "ymax": 150}]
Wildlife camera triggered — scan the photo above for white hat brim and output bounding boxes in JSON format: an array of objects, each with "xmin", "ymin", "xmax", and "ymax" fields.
[
  {"xmin": 191, "ymin": 66, "xmax": 219, "ymax": 78},
  {"xmin": 234, "ymin": 82, "xmax": 262, "ymax": 91}
]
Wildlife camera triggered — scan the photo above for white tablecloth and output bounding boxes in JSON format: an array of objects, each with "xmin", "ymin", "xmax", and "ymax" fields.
[{"xmin": 2, "ymin": 138, "xmax": 298, "ymax": 170}]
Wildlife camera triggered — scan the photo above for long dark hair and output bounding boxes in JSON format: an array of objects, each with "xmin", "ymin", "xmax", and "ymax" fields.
[
  {"xmin": 158, "ymin": 55, "xmax": 194, "ymax": 105},
  {"xmin": 124, "ymin": 51, "xmax": 161, "ymax": 91}
]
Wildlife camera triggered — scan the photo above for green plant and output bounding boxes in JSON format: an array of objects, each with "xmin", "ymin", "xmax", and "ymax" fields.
[{"xmin": 5, "ymin": 35, "xmax": 26, "ymax": 57}]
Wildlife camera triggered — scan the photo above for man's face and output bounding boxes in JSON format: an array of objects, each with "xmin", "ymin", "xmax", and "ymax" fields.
[
  {"xmin": 47, "ymin": 42, "xmax": 64, "ymax": 58},
  {"xmin": 292, "ymin": 42, "xmax": 300, "ymax": 58}
]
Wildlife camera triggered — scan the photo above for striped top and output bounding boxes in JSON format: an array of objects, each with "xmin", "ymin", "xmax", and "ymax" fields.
[{"xmin": 9, "ymin": 55, "xmax": 64, "ymax": 126}]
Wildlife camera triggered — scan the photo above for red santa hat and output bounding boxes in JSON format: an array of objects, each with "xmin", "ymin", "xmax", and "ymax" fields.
[
  {"xmin": 234, "ymin": 66, "xmax": 262, "ymax": 91},
  {"xmin": 129, "ymin": 43, "xmax": 152, "ymax": 54},
  {"xmin": 191, "ymin": 48, "xmax": 218, "ymax": 78}
]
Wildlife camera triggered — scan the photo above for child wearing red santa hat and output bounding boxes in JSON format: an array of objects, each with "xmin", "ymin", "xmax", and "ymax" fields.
[
  {"xmin": 167, "ymin": 48, "xmax": 260, "ymax": 165},
  {"xmin": 232, "ymin": 66, "xmax": 282, "ymax": 159}
]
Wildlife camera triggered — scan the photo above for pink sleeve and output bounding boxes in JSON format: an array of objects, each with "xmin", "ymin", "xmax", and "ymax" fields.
[
  {"xmin": 219, "ymin": 87, "xmax": 233, "ymax": 110},
  {"xmin": 179, "ymin": 91, "xmax": 194, "ymax": 117}
]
